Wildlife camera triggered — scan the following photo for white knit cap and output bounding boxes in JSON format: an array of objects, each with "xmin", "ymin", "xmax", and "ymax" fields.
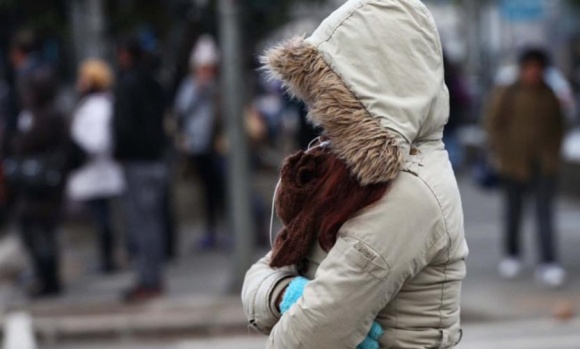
[{"xmin": 190, "ymin": 34, "xmax": 219, "ymax": 67}]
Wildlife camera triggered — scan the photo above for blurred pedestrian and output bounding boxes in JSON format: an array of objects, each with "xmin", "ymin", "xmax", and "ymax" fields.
[
  {"xmin": 2, "ymin": 30, "xmax": 43, "ymax": 225},
  {"xmin": 254, "ymin": 78, "xmax": 284, "ymax": 145},
  {"xmin": 3, "ymin": 30, "xmax": 42, "ymax": 157},
  {"xmin": 0, "ymin": 70, "xmax": 9, "ymax": 151},
  {"xmin": 443, "ymin": 55, "xmax": 470, "ymax": 170},
  {"xmin": 173, "ymin": 35, "xmax": 225, "ymax": 249},
  {"xmin": 133, "ymin": 26, "xmax": 178, "ymax": 261},
  {"xmin": 495, "ymin": 61, "xmax": 577, "ymax": 124},
  {"xmin": 7, "ymin": 68, "xmax": 68, "ymax": 297},
  {"xmin": 0, "ymin": 70, "xmax": 10, "ymax": 226},
  {"xmin": 113, "ymin": 36, "xmax": 168, "ymax": 302},
  {"xmin": 242, "ymin": 0, "xmax": 467, "ymax": 347},
  {"xmin": 67, "ymin": 60, "xmax": 125, "ymax": 274},
  {"xmin": 485, "ymin": 48, "xmax": 566, "ymax": 288}
]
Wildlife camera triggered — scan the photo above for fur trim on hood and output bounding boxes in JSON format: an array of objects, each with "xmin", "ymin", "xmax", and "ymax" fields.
[
  {"xmin": 262, "ymin": 0, "xmax": 448, "ymax": 185},
  {"xmin": 263, "ymin": 37, "xmax": 403, "ymax": 185}
]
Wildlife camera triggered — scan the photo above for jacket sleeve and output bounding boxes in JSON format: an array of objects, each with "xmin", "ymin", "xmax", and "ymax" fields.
[
  {"xmin": 241, "ymin": 252, "xmax": 297, "ymax": 334},
  {"xmin": 267, "ymin": 174, "xmax": 447, "ymax": 349}
]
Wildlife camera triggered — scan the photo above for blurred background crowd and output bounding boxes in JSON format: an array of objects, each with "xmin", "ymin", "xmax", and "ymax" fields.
[{"xmin": 0, "ymin": 0, "xmax": 579, "ymax": 348}]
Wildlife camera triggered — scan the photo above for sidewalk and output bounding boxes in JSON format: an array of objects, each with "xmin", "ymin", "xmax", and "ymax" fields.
[
  {"xmin": 1, "ymin": 250, "xmax": 252, "ymax": 344},
  {"xmin": 459, "ymin": 178, "xmax": 580, "ymax": 322},
  {"xmin": 56, "ymin": 318, "xmax": 580, "ymax": 349},
  {"xmin": 1, "ymin": 175, "xmax": 579, "ymax": 346}
]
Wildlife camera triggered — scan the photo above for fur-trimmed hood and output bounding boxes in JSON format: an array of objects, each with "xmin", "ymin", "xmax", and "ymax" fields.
[{"xmin": 263, "ymin": 0, "xmax": 449, "ymax": 185}]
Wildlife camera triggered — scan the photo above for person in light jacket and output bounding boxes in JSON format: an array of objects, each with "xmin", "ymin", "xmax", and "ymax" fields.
[
  {"xmin": 173, "ymin": 35, "xmax": 225, "ymax": 249},
  {"xmin": 241, "ymin": 0, "xmax": 469, "ymax": 348},
  {"xmin": 68, "ymin": 60, "xmax": 125, "ymax": 273}
]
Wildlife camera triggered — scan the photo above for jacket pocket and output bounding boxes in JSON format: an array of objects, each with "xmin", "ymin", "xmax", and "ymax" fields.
[{"xmin": 333, "ymin": 236, "xmax": 390, "ymax": 280}]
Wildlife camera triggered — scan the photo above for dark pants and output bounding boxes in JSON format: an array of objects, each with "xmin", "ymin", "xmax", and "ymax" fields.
[
  {"xmin": 19, "ymin": 219, "xmax": 60, "ymax": 292},
  {"xmin": 88, "ymin": 198, "xmax": 116, "ymax": 272},
  {"xmin": 124, "ymin": 175, "xmax": 175, "ymax": 262},
  {"xmin": 162, "ymin": 180, "xmax": 177, "ymax": 260},
  {"xmin": 123, "ymin": 162, "xmax": 167, "ymax": 288},
  {"xmin": 191, "ymin": 154, "xmax": 225, "ymax": 236},
  {"xmin": 504, "ymin": 173, "xmax": 558, "ymax": 263}
]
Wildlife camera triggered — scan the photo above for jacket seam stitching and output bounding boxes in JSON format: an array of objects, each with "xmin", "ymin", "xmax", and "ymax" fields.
[
  {"xmin": 413, "ymin": 176, "xmax": 452, "ymax": 331},
  {"xmin": 394, "ymin": 296, "xmax": 399, "ymax": 347},
  {"xmin": 437, "ymin": 235, "xmax": 451, "ymax": 332},
  {"xmin": 419, "ymin": 5, "xmax": 443, "ymax": 61},
  {"xmin": 412, "ymin": 176, "xmax": 450, "ymax": 243},
  {"xmin": 313, "ymin": 0, "xmax": 373, "ymax": 47}
]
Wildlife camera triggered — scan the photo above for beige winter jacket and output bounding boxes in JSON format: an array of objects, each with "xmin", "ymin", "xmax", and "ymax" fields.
[{"xmin": 242, "ymin": 0, "xmax": 469, "ymax": 348}]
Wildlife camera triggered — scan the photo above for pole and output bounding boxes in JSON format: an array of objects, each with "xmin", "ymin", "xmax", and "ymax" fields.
[
  {"xmin": 69, "ymin": 0, "xmax": 86, "ymax": 64},
  {"xmin": 218, "ymin": 0, "xmax": 255, "ymax": 293},
  {"xmin": 69, "ymin": 0, "xmax": 107, "ymax": 63},
  {"xmin": 463, "ymin": 0, "xmax": 484, "ymax": 121},
  {"xmin": 86, "ymin": 0, "xmax": 107, "ymax": 59},
  {"xmin": 465, "ymin": 0, "xmax": 482, "ymax": 79}
]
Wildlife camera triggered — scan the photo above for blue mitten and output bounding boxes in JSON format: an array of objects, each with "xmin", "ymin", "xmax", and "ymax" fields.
[
  {"xmin": 357, "ymin": 321, "xmax": 384, "ymax": 349},
  {"xmin": 279, "ymin": 277, "xmax": 384, "ymax": 349},
  {"xmin": 280, "ymin": 276, "xmax": 309, "ymax": 314}
]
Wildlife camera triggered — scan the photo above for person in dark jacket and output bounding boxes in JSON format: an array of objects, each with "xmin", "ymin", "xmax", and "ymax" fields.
[
  {"xmin": 4, "ymin": 30, "xmax": 42, "ymax": 157},
  {"xmin": 1, "ymin": 30, "xmax": 43, "ymax": 224},
  {"xmin": 485, "ymin": 48, "xmax": 566, "ymax": 288},
  {"xmin": 0, "ymin": 72, "xmax": 10, "ymax": 225},
  {"xmin": 113, "ymin": 36, "xmax": 168, "ymax": 302},
  {"xmin": 10, "ymin": 68, "xmax": 68, "ymax": 297}
]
